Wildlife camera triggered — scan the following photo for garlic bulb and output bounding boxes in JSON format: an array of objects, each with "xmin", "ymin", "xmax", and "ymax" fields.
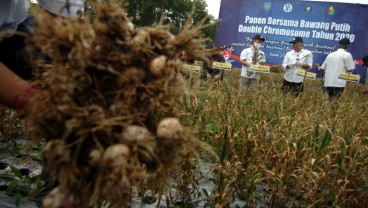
[
  {"xmin": 127, "ymin": 21, "xmax": 135, "ymax": 31},
  {"xmin": 43, "ymin": 187, "xmax": 63, "ymax": 208},
  {"xmin": 43, "ymin": 187, "xmax": 78, "ymax": 208},
  {"xmin": 45, "ymin": 140, "xmax": 65, "ymax": 155},
  {"xmin": 89, "ymin": 149, "xmax": 102, "ymax": 165},
  {"xmin": 132, "ymin": 29, "xmax": 149, "ymax": 45},
  {"xmin": 150, "ymin": 55, "xmax": 167, "ymax": 76},
  {"xmin": 122, "ymin": 125, "xmax": 151, "ymax": 142},
  {"xmin": 157, "ymin": 117, "xmax": 183, "ymax": 140},
  {"xmin": 102, "ymin": 144, "xmax": 130, "ymax": 167}
]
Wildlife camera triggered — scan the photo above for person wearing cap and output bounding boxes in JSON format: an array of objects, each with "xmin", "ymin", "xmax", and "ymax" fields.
[
  {"xmin": 281, "ymin": 37, "xmax": 313, "ymax": 96},
  {"xmin": 240, "ymin": 34, "xmax": 266, "ymax": 88},
  {"xmin": 320, "ymin": 38, "xmax": 355, "ymax": 100}
]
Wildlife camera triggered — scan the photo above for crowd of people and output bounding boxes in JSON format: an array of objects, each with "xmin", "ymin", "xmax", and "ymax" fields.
[{"xmin": 240, "ymin": 34, "xmax": 368, "ymax": 101}]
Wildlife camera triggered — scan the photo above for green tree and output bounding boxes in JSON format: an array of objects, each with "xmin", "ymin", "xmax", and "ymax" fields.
[
  {"xmin": 85, "ymin": 0, "xmax": 218, "ymax": 43},
  {"xmin": 191, "ymin": 0, "xmax": 218, "ymax": 45},
  {"xmin": 126, "ymin": 0, "xmax": 216, "ymax": 41},
  {"xmin": 126, "ymin": 0, "xmax": 192, "ymax": 28}
]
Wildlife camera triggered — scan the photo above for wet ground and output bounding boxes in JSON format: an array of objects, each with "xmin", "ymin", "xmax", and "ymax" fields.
[
  {"xmin": 0, "ymin": 194, "xmax": 39, "ymax": 208},
  {"xmin": 0, "ymin": 138, "xmax": 43, "ymax": 208},
  {"xmin": 0, "ymin": 138, "xmax": 249, "ymax": 208}
]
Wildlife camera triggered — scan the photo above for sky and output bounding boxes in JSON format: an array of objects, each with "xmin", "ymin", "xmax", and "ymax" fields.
[{"xmin": 205, "ymin": 0, "xmax": 221, "ymax": 18}]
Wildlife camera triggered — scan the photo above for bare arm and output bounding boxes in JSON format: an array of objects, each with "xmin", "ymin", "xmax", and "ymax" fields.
[{"xmin": 0, "ymin": 62, "xmax": 30, "ymax": 109}]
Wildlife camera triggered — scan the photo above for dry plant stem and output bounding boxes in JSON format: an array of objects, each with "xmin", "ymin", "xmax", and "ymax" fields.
[{"xmin": 179, "ymin": 76, "xmax": 368, "ymax": 207}]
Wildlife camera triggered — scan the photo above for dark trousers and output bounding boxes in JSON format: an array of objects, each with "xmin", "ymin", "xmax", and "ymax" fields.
[
  {"xmin": 0, "ymin": 16, "xmax": 34, "ymax": 80},
  {"xmin": 281, "ymin": 79, "xmax": 304, "ymax": 96},
  {"xmin": 327, "ymin": 87, "xmax": 344, "ymax": 101}
]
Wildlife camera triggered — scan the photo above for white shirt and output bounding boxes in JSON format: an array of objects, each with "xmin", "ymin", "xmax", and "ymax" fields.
[
  {"xmin": 38, "ymin": 0, "xmax": 84, "ymax": 17},
  {"xmin": 240, "ymin": 46, "xmax": 266, "ymax": 79},
  {"xmin": 282, "ymin": 49, "xmax": 313, "ymax": 83},
  {"xmin": 0, "ymin": 0, "xmax": 30, "ymax": 37},
  {"xmin": 320, "ymin": 48, "xmax": 355, "ymax": 88}
]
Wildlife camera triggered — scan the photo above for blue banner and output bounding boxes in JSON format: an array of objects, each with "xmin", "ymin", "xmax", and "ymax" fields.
[{"xmin": 215, "ymin": 0, "xmax": 368, "ymax": 82}]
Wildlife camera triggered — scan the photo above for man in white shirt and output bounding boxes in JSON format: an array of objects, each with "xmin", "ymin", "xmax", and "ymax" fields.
[
  {"xmin": 281, "ymin": 37, "xmax": 313, "ymax": 96},
  {"xmin": 240, "ymin": 34, "xmax": 266, "ymax": 88},
  {"xmin": 320, "ymin": 38, "xmax": 355, "ymax": 100}
]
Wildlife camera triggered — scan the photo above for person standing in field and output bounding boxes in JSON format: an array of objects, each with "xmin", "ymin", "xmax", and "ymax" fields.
[
  {"xmin": 281, "ymin": 37, "xmax": 313, "ymax": 96},
  {"xmin": 360, "ymin": 54, "xmax": 368, "ymax": 94},
  {"xmin": 320, "ymin": 38, "xmax": 355, "ymax": 100},
  {"xmin": 239, "ymin": 34, "xmax": 266, "ymax": 88}
]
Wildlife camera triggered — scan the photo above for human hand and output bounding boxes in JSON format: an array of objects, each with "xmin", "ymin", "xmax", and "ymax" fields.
[
  {"xmin": 213, "ymin": 74, "xmax": 220, "ymax": 81},
  {"xmin": 316, "ymin": 63, "xmax": 324, "ymax": 71},
  {"xmin": 247, "ymin": 71, "xmax": 253, "ymax": 76},
  {"xmin": 295, "ymin": 62, "xmax": 303, "ymax": 67},
  {"xmin": 16, "ymin": 85, "xmax": 37, "ymax": 117},
  {"xmin": 287, "ymin": 63, "xmax": 295, "ymax": 69}
]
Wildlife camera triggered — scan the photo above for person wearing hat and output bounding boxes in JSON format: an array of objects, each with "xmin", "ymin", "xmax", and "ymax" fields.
[
  {"xmin": 281, "ymin": 36, "xmax": 313, "ymax": 96},
  {"xmin": 319, "ymin": 38, "xmax": 355, "ymax": 100},
  {"xmin": 240, "ymin": 34, "xmax": 266, "ymax": 88}
]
